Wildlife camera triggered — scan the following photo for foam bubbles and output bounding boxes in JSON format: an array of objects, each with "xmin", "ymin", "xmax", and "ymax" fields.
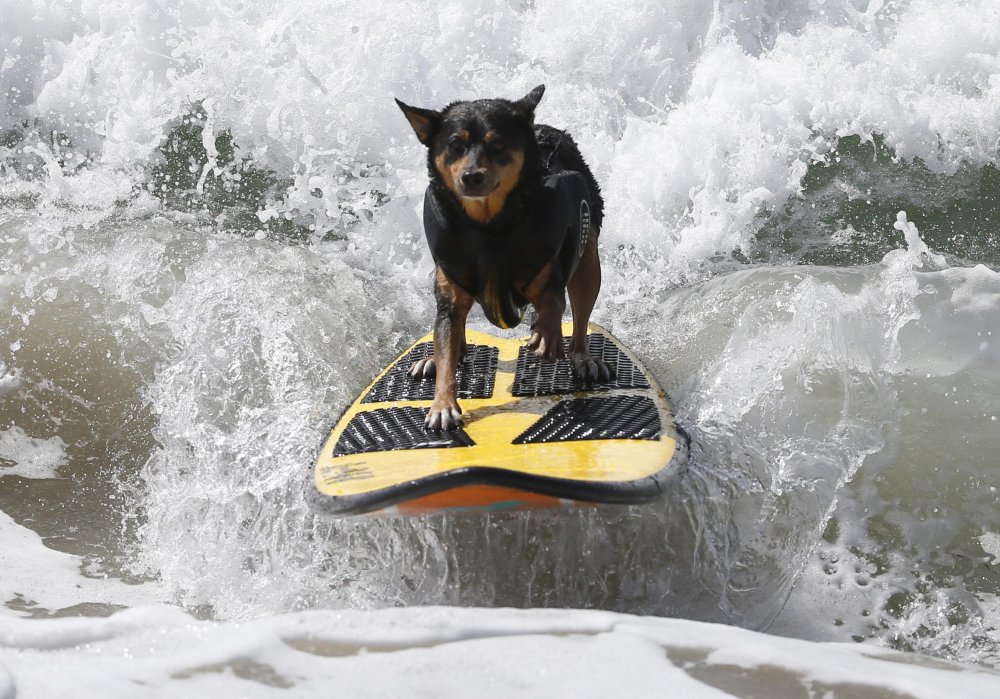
[
  {"xmin": 0, "ymin": 426, "xmax": 66, "ymax": 480},
  {"xmin": 0, "ymin": 511, "xmax": 165, "ymax": 616},
  {"xmin": 2, "ymin": 1, "xmax": 998, "ymax": 259},
  {"xmin": 2, "ymin": 605, "xmax": 999, "ymax": 698}
]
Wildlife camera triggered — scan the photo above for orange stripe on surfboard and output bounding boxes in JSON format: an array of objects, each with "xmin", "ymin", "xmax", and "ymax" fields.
[{"xmin": 395, "ymin": 485, "xmax": 567, "ymax": 515}]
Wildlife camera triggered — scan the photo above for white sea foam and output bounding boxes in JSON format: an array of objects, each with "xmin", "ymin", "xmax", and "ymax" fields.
[
  {"xmin": 0, "ymin": 511, "xmax": 165, "ymax": 617},
  {"xmin": 0, "ymin": 426, "xmax": 66, "ymax": 480},
  {"xmin": 2, "ymin": 1, "xmax": 999, "ymax": 262},
  {"xmin": 2, "ymin": 605, "xmax": 999, "ymax": 699}
]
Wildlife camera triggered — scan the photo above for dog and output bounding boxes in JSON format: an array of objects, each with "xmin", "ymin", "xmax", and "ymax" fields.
[{"xmin": 395, "ymin": 85, "xmax": 608, "ymax": 430}]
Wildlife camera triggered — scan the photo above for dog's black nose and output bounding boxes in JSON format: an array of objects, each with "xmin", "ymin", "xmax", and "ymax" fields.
[{"xmin": 461, "ymin": 170, "xmax": 486, "ymax": 187}]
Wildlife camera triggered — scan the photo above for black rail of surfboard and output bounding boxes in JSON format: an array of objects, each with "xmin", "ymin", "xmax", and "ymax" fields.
[{"xmin": 305, "ymin": 451, "xmax": 689, "ymax": 516}]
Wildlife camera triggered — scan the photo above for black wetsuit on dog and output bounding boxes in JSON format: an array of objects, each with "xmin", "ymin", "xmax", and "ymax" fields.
[{"xmin": 422, "ymin": 130, "xmax": 599, "ymax": 329}]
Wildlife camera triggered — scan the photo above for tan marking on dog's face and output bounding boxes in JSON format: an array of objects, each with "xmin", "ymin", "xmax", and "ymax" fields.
[
  {"xmin": 458, "ymin": 149, "xmax": 524, "ymax": 224},
  {"xmin": 434, "ymin": 151, "xmax": 472, "ymax": 195},
  {"xmin": 434, "ymin": 129, "xmax": 472, "ymax": 192},
  {"xmin": 434, "ymin": 124, "xmax": 525, "ymax": 224}
]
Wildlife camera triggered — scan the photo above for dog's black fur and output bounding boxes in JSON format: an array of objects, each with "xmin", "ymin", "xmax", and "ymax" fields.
[{"xmin": 397, "ymin": 85, "xmax": 608, "ymax": 429}]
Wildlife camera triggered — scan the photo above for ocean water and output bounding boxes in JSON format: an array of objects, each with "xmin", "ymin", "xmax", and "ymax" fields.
[{"xmin": 2, "ymin": 0, "xmax": 1000, "ymax": 696}]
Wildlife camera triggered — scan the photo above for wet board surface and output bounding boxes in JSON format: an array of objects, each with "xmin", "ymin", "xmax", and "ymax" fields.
[{"xmin": 308, "ymin": 322, "xmax": 687, "ymax": 516}]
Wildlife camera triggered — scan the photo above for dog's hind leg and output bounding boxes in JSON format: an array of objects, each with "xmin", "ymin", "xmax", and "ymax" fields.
[{"xmin": 567, "ymin": 232, "xmax": 611, "ymax": 382}]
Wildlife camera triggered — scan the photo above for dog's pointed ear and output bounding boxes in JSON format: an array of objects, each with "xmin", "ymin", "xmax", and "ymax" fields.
[
  {"xmin": 514, "ymin": 84, "xmax": 545, "ymax": 117},
  {"xmin": 395, "ymin": 98, "xmax": 442, "ymax": 146}
]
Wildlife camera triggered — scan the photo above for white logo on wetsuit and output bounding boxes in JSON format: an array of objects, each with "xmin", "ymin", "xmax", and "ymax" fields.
[{"xmin": 579, "ymin": 199, "xmax": 591, "ymax": 256}]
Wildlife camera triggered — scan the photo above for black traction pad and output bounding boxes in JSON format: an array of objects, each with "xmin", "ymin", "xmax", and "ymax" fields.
[
  {"xmin": 511, "ymin": 334, "xmax": 650, "ymax": 397},
  {"xmin": 333, "ymin": 407, "xmax": 475, "ymax": 456},
  {"xmin": 513, "ymin": 395, "xmax": 661, "ymax": 444},
  {"xmin": 362, "ymin": 343, "xmax": 498, "ymax": 403}
]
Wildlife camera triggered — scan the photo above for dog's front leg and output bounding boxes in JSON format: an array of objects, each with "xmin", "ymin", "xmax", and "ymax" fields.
[
  {"xmin": 524, "ymin": 263, "xmax": 566, "ymax": 362},
  {"xmin": 424, "ymin": 267, "xmax": 473, "ymax": 430}
]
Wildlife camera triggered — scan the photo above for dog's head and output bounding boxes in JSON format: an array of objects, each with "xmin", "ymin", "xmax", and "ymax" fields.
[{"xmin": 396, "ymin": 85, "xmax": 544, "ymax": 222}]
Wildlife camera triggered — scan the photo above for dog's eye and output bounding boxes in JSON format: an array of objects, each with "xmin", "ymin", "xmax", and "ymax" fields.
[
  {"xmin": 447, "ymin": 137, "xmax": 466, "ymax": 153},
  {"xmin": 491, "ymin": 139, "xmax": 505, "ymax": 152}
]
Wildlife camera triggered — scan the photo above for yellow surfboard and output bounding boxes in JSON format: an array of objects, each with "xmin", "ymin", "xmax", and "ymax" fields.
[{"xmin": 308, "ymin": 323, "xmax": 687, "ymax": 516}]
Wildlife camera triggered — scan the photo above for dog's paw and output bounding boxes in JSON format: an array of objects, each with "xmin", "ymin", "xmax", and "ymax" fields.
[
  {"xmin": 527, "ymin": 326, "xmax": 565, "ymax": 362},
  {"xmin": 409, "ymin": 356, "xmax": 436, "ymax": 379},
  {"xmin": 571, "ymin": 353, "xmax": 613, "ymax": 383},
  {"xmin": 425, "ymin": 399, "xmax": 463, "ymax": 431}
]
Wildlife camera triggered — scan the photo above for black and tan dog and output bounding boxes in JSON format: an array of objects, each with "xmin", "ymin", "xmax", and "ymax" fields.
[{"xmin": 396, "ymin": 85, "xmax": 609, "ymax": 430}]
